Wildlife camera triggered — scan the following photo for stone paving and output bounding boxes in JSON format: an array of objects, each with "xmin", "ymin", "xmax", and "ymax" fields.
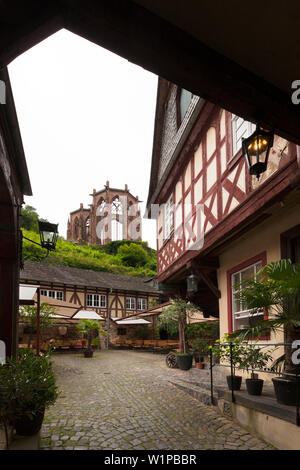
[{"xmin": 41, "ymin": 350, "xmax": 274, "ymax": 450}]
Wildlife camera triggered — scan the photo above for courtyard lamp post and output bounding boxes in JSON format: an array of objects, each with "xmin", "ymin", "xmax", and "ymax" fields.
[{"xmin": 242, "ymin": 124, "xmax": 274, "ymax": 180}]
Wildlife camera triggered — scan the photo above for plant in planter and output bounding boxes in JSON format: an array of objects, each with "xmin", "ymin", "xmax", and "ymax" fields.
[
  {"xmin": 0, "ymin": 349, "xmax": 59, "ymax": 441},
  {"xmin": 91, "ymin": 337, "xmax": 101, "ymax": 350},
  {"xmin": 230, "ymin": 259, "xmax": 300, "ymax": 405},
  {"xmin": 213, "ymin": 334, "xmax": 245, "ymax": 390},
  {"xmin": 159, "ymin": 298, "xmax": 199, "ymax": 370},
  {"xmin": 190, "ymin": 338, "xmax": 209, "ymax": 369},
  {"xmin": 240, "ymin": 343, "xmax": 273, "ymax": 395},
  {"xmin": 77, "ymin": 320, "xmax": 107, "ymax": 358},
  {"xmin": 19, "ymin": 303, "xmax": 56, "ymax": 349}
]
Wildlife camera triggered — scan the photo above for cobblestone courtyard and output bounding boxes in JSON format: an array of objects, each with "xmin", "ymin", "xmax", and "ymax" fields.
[{"xmin": 41, "ymin": 350, "xmax": 273, "ymax": 450}]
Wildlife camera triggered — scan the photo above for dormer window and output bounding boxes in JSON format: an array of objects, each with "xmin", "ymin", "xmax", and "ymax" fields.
[
  {"xmin": 231, "ymin": 114, "xmax": 255, "ymax": 156},
  {"xmin": 178, "ymin": 89, "xmax": 193, "ymax": 124},
  {"xmin": 164, "ymin": 195, "xmax": 174, "ymax": 239}
]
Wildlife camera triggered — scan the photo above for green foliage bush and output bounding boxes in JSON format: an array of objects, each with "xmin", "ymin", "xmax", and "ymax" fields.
[
  {"xmin": 117, "ymin": 243, "xmax": 148, "ymax": 267},
  {"xmin": 22, "ymin": 229, "xmax": 157, "ymax": 278},
  {"xmin": 21, "ymin": 205, "xmax": 39, "ymax": 232},
  {"xmin": 186, "ymin": 321, "xmax": 219, "ymax": 341},
  {"xmin": 134, "ymin": 325, "xmax": 152, "ymax": 340},
  {"xmin": 0, "ymin": 349, "xmax": 58, "ymax": 433}
]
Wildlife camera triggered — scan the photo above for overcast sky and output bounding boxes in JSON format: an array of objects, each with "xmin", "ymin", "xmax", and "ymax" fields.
[{"xmin": 8, "ymin": 29, "xmax": 158, "ymax": 248}]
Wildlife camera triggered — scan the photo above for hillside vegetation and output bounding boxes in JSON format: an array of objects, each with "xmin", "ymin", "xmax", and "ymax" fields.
[{"xmin": 21, "ymin": 206, "xmax": 157, "ymax": 277}]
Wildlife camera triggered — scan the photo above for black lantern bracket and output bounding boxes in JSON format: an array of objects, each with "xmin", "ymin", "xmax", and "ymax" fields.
[
  {"xmin": 242, "ymin": 124, "xmax": 274, "ymax": 180},
  {"xmin": 20, "ymin": 221, "xmax": 59, "ymax": 269}
]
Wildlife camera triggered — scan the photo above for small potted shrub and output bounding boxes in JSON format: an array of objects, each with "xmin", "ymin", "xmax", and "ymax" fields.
[
  {"xmin": 159, "ymin": 299, "xmax": 199, "ymax": 371},
  {"xmin": 91, "ymin": 337, "xmax": 101, "ymax": 350},
  {"xmin": 240, "ymin": 344, "xmax": 273, "ymax": 396},
  {"xmin": 214, "ymin": 335, "xmax": 245, "ymax": 391},
  {"xmin": 176, "ymin": 352, "xmax": 193, "ymax": 370},
  {"xmin": 190, "ymin": 338, "xmax": 209, "ymax": 369},
  {"xmin": 0, "ymin": 349, "xmax": 59, "ymax": 438},
  {"xmin": 77, "ymin": 320, "xmax": 107, "ymax": 358}
]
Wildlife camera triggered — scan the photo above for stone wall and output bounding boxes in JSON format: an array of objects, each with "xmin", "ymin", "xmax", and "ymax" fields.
[
  {"xmin": 19, "ymin": 320, "xmax": 83, "ymax": 348},
  {"xmin": 109, "ymin": 321, "xmax": 152, "ymax": 343}
]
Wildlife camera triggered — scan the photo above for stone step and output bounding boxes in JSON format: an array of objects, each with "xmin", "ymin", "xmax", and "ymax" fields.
[
  {"xmin": 169, "ymin": 378, "xmax": 216, "ymax": 405},
  {"xmin": 174, "ymin": 376, "xmax": 227, "ymax": 399}
]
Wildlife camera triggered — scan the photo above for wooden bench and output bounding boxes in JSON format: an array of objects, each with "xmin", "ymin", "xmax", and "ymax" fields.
[
  {"xmin": 132, "ymin": 339, "xmax": 144, "ymax": 348},
  {"xmin": 143, "ymin": 340, "xmax": 155, "ymax": 348}
]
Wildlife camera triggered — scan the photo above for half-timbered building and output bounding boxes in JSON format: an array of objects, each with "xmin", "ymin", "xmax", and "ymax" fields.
[
  {"xmin": 146, "ymin": 79, "xmax": 300, "ymax": 344},
  {"xmin": 20, "ymin": 261, "xmax": 160, "ymax": 320}
]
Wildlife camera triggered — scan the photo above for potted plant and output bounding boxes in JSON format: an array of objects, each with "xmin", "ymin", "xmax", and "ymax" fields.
[
  {"xmin": 214, "ymin": 334, "xmax": 245, "ymax": 390},
  {"xmin": 240, "ymin": 343, "xmax": 273, "ymax": 395},
  {"xmin": 19, "ymin": 303, "xmax": 56, "ymax": 349},
  {"xmin": 231, "ymin": 260, "xmax": 300, "ymax": 405},
  {"xmin": 159, "ymin": 299, "xmax": 198, "ymax": 370},
  {"xmin": 190, "ymin": 338, "xmax": 209, "ymax": 369},
  {"xmin": 0, "ymin": 349, "xmax": 58, "ymax": 439},
  {"xmin": 77, "ymin": 320, "xmax": 107, "ymax": 358},
  {"xmin": 91, "ymin": 337, "xmax": 101, "ymax": 350}
]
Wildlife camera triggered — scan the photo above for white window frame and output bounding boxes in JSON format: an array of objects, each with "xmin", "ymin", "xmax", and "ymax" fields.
[
  {"xmin": 164, "ymin": 195, "xmax": 174, "ymax": 239},
  {"xmin": 137, "ymin": 298, "xmax": 147, "ymax": 311},
  {"xmin": 40, "ymin": 289, "xmax": 63, "ymax": 301},
  {"xmin": 126, "ymin": 297, "xmax": 136, "ymax": 310},
  {"xmin": 86, "ymin": 294, "xmax": 106, "ymax": 308},
  {"xmin": 231, "ymin": 114, "xmax": 256, "ymax": 157},
  {"xmin": 231, "ymin": 261, "xmax": 263, "ymax": 331}
]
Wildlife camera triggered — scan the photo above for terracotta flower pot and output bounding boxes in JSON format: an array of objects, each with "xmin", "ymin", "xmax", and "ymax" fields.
[{"xmin": 196, "ymin": 363, "xmax": 204, "ymax": 369}]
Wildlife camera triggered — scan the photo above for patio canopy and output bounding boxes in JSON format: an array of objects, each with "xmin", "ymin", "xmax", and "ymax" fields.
[
  {"xmin": 19, "ymin": 284, "xmax": 39, "ymax": 305},
  {"xmin": 72, "ymin": 310, "xmax": 105, "ymax": 320},
  {"xmin": 115, "ymin": 318, "xmax": 151, "ymax": 325},
  {"xmin": 33, "ymin": 293, "xmax": 81, "ymax": 318},
  {"xmin": 127, "ymin": 301, "xmax": 218, "ymax": 324}
]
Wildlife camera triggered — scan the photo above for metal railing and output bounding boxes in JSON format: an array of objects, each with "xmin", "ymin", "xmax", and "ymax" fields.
[{"xmin": 209, "ymin": 342, "xmax": 300, "ymax": 426}]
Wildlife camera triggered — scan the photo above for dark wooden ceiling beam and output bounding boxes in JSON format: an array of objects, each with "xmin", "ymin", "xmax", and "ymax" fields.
[
  {"xmin": 195, "ymin": 271, "xmax": 221, "ymax": 299},
  {"xmin": 0, "ymin": 1, "xmax": 299, "ymax": 144}
]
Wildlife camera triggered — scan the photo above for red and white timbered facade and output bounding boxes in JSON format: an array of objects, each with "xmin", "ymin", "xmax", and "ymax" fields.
[
  {"xmin": 147, "ymin": 79, "xmax": 299, "ymax": 324},
  {"xmin": 148, "ymin": 82, "xmax": 297, "ymax": 280}
]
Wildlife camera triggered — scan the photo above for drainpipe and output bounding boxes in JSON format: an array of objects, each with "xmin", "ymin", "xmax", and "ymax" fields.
[
  {"xmin": 36, "ymin": 287, "xmax": 40, "ymax": 356},
  {"xmin": 106, "ymin": 288, "xmax": 113, "ymax": 349}
]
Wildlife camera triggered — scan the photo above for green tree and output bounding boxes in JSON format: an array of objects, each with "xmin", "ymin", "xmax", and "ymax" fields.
[
  {"xmin": 21, "ymin": 205, "xmax": 39, "ymax": 232},
  {"xmin": 77, "ymin": 319, "xmax": 107, "ymax": 351},
  {"xmin": 117, "ymin": 243, "xmax": 148, "ymax": 267},
  {"xmin": 19, "ymin": 303, "xmax": 56, "ymax": 348},
  {"xmin": 159, "ymin": 299, "xmax": 198, "ymax": 353}
]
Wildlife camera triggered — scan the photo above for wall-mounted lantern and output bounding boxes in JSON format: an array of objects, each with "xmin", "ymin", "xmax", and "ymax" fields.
[
  {"xmin": 242, "ymin": 124, "xmax": 274, "ymax": 180},
  {"xmin": 21, "ymin": 220, "xmax": 59, "ymax": 269},
  {"xmin": 38, "ymin": 221, "xmax": 59, "ymax": 251},
  {"xmin": 187, "ymin": 272, "xmax": 199, "ymax": 294}
]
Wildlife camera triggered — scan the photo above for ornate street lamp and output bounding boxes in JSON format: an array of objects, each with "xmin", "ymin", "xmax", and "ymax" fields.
[
  {"xmin": 38, "ymin": 221, "xmax": 58, "ymax": 251},
  {"xmin": 242, "ymin": 124, "xmax": 274, "ymax": 180},
  {"xmin": 21, "ymin": 221, "xmax": 58, "ymax": 268},
  {"xmin": 187, "ymin": 272, "xmax": 199, "ymax": 294}
]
